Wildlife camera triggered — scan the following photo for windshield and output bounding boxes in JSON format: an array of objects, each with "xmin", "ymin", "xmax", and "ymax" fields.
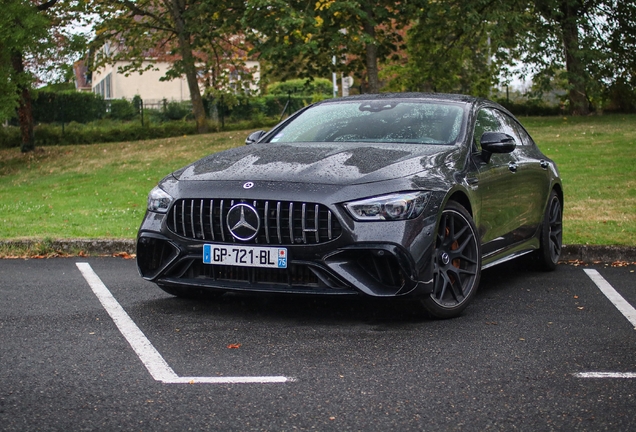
[{"xmin": 269, "ymin": 99, "xmax": 466, "ymax": 145}]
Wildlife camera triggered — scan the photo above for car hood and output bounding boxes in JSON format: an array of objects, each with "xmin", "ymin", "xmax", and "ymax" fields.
[{"xmin": 174, "ymin": 143, "xmax": 458, "ymax": 185}]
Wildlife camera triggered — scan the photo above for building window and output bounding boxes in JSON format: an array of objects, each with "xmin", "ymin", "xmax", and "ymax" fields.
[{"xmin": 94, "ymin": 73, "xmax": 112, "ymax": 99}]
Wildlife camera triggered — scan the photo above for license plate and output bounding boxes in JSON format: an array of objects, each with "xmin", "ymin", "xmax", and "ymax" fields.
[{"xmin": 203, "ymin": 244, "xmax": 288, "ymax": 269}]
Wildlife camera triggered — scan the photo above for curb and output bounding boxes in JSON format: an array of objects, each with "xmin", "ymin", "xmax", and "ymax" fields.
[
  {"xmin": 1, "ymin": 239, "xmax": 635, "ymax": 263},
  {"xmin": 0, "ymin": 239, "xmax": 136, "ymax": 256},
  {"xmin": 560, "ymin": 244, "xmax": 636, "ymax": 263}
]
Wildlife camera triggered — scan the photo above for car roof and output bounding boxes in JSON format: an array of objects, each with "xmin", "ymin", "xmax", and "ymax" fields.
[{"xmin": 316, "ymin": 92, "xmax": 483, "ymax": 105}]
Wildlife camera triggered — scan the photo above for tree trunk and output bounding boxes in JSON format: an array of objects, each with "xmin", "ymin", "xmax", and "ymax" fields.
[
  {"xmin": 169, "ymin": 0, "xmax": 208, "ymax": 133},
  {"xmin": 11, "ymin": 50, "xmax": 35, "ymax": 153},
  {"xmin": 560, "ymin": 2, "xmax": 589, "ymax": 115},
  {"xmin": 362, "ymin": 9, "xmax": 380, "ymax": 94}
]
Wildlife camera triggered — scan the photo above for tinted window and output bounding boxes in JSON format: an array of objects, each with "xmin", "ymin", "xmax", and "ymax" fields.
[
  {"xmin": 513, "ymin": 123, "xmax": 535, "ymax": 147},
  {"xmin": 269, "ymin": 100, "xmax": 466, "ymax": 145},
  {"xmin": 473, "ymin": 108, "xmax": 520, "ymax": 150}
]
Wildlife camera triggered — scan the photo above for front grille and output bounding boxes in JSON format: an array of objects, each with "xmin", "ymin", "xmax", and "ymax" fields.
[
  {"xmin": 161, "ymin": 259, "xmax": 355, "ymax": 293},
  {"xmin": 189, "ymin": 261, "xmax": 321, "ymax": 286},
  {"xmin": 167, "ymin": 199, "xmax": 342, "ymax": 245}
]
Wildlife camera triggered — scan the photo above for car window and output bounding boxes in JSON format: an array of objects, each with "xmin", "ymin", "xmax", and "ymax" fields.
[
  {"xmin": 473, "ymin": 108, "xmax": 502, "ymax": 151},
  {"xmin": 473, "ymin": 108, "xmax": 520, "ymax": 151},
  {"xmin": 269, "ymin": 100, "xmax": 466, "ymax": 145},
  {"xmin": 496, "ymin": 111, "xmax": 523, "ymax": 146},
  {"xmin": 513, "ymin": 123, "xmax": 535, "ymax": 147}
]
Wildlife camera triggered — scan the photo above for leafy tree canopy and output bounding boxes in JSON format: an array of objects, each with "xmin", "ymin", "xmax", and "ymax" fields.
[
  {"xmin": 0, "ymin": 0, "xmax": 89, "ymax": 151},
  {"xmin": 243, "ymin": 0, "xmax": 407, "ymax": 93}
]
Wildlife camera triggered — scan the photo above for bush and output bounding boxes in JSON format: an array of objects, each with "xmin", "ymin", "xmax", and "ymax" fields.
[
  {"xmin": 163, "ymin": 100, "xmax": 193, "ymax": 121},
  {"xmin": 260, "ymin": 95, "xmax": 312, "ymax": 117},
  {"xmin": 0, "ymin": 121, "xmax": 199, "ymax": 148},
  {"xmin": 108, "ymin": 99, "xmax": 137, "ymax": 121},
  {"xmin": 267, "ymin": 78, "xmax": 333, "ymax": 96},
  {"xmin": 604, "ymin": 80, "xmax": 636, "ymax": 113},
  {"xmin": 32, "ymin": 90, "xmax": 106, "ymax": 123},
  {"xmin": 0, "ymin": 92, "xmax": 320, "ymax": 149},
  {"xmin": 495, "ymin": 99, "xmax": 562, "ymax": 116}
]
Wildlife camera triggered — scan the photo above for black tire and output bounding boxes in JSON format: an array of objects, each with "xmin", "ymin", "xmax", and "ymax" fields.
[
  {"xmin": 534, "ymin": 190, "xmax": 563, "ymax": 271},
  {"xmin": 420, "ymin": 201, "xmax": 482, "ymax": 319},
  {"xmin": 157, "ymin": 284, "xmax": 225, "ymax": 300}
]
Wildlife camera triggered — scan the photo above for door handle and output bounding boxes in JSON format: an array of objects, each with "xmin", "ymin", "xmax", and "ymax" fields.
[{"xmin": 508, "ymin": 162, "xmax": 518, "ymax": 173}]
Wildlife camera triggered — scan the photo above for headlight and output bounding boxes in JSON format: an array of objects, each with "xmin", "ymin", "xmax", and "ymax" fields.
[
  {"xmin": 344, "ymin": 191, "xmax": 430, "ymax": 221},
  {"xmin": 147, "ymin": 186, "xmax": 173, "ymax": 213}
]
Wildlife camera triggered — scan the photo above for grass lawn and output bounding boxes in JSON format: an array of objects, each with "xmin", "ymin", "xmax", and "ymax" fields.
[
  {"xmin": 0, "ymin": 114, "xmax": 634, "ymax": 251},
  {"xmin": 523, "ymin": 114, "xmax": 636, "ymax": 246}
]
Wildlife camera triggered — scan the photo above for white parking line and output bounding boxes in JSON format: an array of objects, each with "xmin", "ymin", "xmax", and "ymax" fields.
[
  {"xmin": 76, "ymin": 262, "xmax": 292, "ymax": 384},
  {"xmin": 574, "ymin": 269, "xmax": 636, "ymax": 380},
  {"xmin": 583, "ymin": 269, "xmax": 636, "ymax": 329},
  {"xmin": 574, "ymin": 372, "xmax": 636, "ymax": 379}
]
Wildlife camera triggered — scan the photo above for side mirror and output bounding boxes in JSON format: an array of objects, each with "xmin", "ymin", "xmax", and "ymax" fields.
[
  {"xmin": 480, "ymin": 132, "xmax": 516, "ymax": 163},
  {"xmin": 245, "ymin": 130, "xmax": 266, "ymax": 145}
]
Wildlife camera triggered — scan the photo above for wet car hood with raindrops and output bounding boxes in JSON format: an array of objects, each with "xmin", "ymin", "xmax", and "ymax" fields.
[{"xmin": 173, "ymin": 142, "xmax": 456, "ymax": 186}]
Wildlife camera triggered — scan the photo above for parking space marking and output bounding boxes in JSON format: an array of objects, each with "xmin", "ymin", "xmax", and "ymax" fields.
[
  {"xmin": 574, "ymin": 372, "xmax": 636, "ymax": 379},
  {"xmin": 76, "ymin": 262, "xmax": 292, "ymax": 384},
  {"xmin": 574, "ymin": 269, "xmax": 636, "ymax": 379},
  {"xmin": 584, "ymin": 269, "xmax": 636, "ymax": 329}
]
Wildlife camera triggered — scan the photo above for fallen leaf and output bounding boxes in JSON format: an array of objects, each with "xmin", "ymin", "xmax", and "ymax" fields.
[
  {"xmin": 113, "ymin": 252, "xmax": 134, "ymax": 259},
  {"xmin": 227, "ymin": 343, "xmax": 241, "ymax": 349}
]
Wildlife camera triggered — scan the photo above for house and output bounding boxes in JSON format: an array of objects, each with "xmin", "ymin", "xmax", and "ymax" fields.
[
  {"xmin": 91, "ymin": 60, "xmax": 191, "ymax": 105},
  {"xmin": 76, "ymin": 41, "xmax": 260, "ymax": 106}
]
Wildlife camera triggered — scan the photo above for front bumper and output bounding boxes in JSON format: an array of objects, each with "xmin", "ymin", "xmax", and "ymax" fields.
[{"xmin": 137, "ymin": 210, "xmax": 438, "ymax": 298}]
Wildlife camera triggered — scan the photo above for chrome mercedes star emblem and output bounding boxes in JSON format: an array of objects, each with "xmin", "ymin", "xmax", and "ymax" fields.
[{"xmin": 227, "ymin": 203, "xmax": 260, "ymax": 241}]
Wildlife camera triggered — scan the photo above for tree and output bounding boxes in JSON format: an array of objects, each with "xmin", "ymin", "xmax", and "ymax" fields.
[
  {"xmin": 91, "ymin": 0, "xmax": 248, "ymax": 133},
  {"xmin": 243, "ymin": 0, "xmax": 407, "ymax": 94},
  {"xmin": 394, "ymin": 0, "xmax": 635, "ymax": 114},
  {"xmin": 1, "ymin": 0, "xmax": 84, "ymax": 152},
  {"xmin": 387, "ymin": 0, "xmax": 523, "ymax": 96},
  {"xmin": 600, "ymin": 0, "xmax": 636, "ymax": 111},
  {"xmin": 514, "ymin": 0, "xmax": 636, "ymax": 114}
]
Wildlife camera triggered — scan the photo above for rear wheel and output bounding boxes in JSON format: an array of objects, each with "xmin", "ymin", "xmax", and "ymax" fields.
[
  {"xmin": 534, "ymin": 190, "xmax": 562, "ymax": 271},
  {"xmin": 420, "ymin": 201, "xmax": 481, "ymax": 319}
]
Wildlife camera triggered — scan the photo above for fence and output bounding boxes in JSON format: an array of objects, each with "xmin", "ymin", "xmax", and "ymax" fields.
[{"xmin": 28, "ymin": 91, "xmax": 317, "ymax": 127}]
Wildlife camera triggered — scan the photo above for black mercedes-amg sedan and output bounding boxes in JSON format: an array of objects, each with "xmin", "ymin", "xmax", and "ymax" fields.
[{"xmin": 137, "ymin": 93, "xmax": 562, "ymax": 318}]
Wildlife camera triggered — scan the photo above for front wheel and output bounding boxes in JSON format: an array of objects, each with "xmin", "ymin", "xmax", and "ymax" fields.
[{"xmin": 420, "ymin": 201, "xmax": 481, "ymax": 319}]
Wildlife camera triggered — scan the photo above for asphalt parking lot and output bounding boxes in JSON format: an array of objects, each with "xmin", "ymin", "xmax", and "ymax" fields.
[{"xmin": 1, "ymin": 257, "xmax": 635, "ymax": 431}]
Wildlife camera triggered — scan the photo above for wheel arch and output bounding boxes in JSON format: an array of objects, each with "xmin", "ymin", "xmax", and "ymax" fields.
[
  {"xmin": 445, "ymin": 190, "xmax": 473, "ymax": 217},
  {"xmin": 552, "ymin": 182, "xmax": 564, "ymax": 205}
]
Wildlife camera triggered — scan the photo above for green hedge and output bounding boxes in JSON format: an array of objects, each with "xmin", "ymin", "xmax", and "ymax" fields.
[
  {"xmin": 207, "ymin": 94, "xmax": 313, "ymax": 122},
  {"xmin": 494, "ymin": 99, "xmax": 562, "ymax": 116},
  {"xmin": 0, "ymin": 116, "xmax": 281, "ymax": 149},
  {"xmin": 267, "ymin": 78, "xmax": 333, "ymax": 96},
  {"xmin": 108, "ymin": 99, "xmax": 137, "ymax": 121},
  {"xmin": 29, "ymin": 90, "xmax": 316, "ymax": 127},
  {"xmin": 0, "ymin": 121, "xmax": 198, "ymax": 148},
  {"xmin": 32, "ymin": 90, "xmax": 107, "ymax": 123}
]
